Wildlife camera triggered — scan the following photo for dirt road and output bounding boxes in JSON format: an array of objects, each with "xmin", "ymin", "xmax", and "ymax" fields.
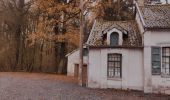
[{"xmin": 0, "ymin": 72, "xmax": 169, "ymax": 100}]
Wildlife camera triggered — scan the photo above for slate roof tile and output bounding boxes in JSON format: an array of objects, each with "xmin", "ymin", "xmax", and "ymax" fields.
[
  {"xmin": 140, "ymin": 5, "xmax": 170, "ymax": 29},
  {"xmin": 87, "ymin": 19, "xmax": 142, "ymax": 47}
]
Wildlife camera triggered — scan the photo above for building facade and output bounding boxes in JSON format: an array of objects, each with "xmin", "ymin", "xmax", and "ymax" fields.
[{"xmin": 67, "ymin": 2, "xmax": 170, "ymax": 94}]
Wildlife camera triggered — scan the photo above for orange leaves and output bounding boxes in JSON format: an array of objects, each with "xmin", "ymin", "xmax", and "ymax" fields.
[
  {"xmin": 25, "ymin": 0, "xmax": 81, "ymax": 47},
  {"xmin": 52, "ymin": 29, "xmax": 80, "ymax": 46}
]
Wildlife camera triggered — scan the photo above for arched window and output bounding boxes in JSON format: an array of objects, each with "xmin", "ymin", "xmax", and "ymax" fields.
[{"xmin": 110, "ymin": 32, "xmax": 119, "ymax": 46}]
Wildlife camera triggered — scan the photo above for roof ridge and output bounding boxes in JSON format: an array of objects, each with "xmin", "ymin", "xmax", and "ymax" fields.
[
  {"xmin": 95, "ymin": 18, "xmax": 136, "ymax": 23},
  {"xmin": 145, "ymin": 4, "xmax": 170, "ymax": 7},
  {"xmin": 96, "ymin": 19, "xmax": 136, "ymax": 23}
]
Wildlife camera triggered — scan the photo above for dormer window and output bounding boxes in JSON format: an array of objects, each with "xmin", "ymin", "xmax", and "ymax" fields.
[
  {"xmin": 110, "ymin": 32, "xmax": 119, "ymax": 46},
  {"xmin": 102, "ymin": 25, "xmax": 128, "ymax": 46},
  {"xmin": 106, "ymin": 28, "xmax": 123, "ymax": 46}
]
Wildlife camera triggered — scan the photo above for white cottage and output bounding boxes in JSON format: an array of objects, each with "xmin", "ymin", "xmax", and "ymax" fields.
[{"xmin": 67, "ymin": 3, "xmax": 170, "ymax": 94}]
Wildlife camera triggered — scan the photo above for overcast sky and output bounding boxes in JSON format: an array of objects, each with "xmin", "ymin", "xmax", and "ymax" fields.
[{"xmin": 161, "ymin": 0, "xmax": 170, "ymax": 3}]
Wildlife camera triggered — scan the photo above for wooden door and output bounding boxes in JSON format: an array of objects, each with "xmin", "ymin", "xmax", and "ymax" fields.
[
  {"xmin": 74, "ymin": 64, "xmax": 87, "ymax": 87},
  {"xmin": 82, "ymin": 65, "xmax": 87, "ymax": 87},
  {"xmin": 74, "ymin": 64, "xmax": 79, "ymax": 78}
]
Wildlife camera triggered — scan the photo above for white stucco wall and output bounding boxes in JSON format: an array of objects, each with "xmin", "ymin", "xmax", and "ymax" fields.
[
  {"xmin": 67, "ymin": 50, "xmax": 88, "ymax": 76},
  {"xmin": 88, "ymin": 48, "xmax": 144, "ymax": 91},
  {"xmin": 144, "ymin": 30, "xmax": 170, "ymax": 94}
]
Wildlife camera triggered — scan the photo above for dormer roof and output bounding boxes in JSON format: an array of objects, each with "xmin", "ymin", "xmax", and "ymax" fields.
[
  {"xmin": 87, "ymin": 19, "xmax": 142, "ymax": 47},
  {"xmin": 102, "ymin": 24, "xmax": 128, "ymax": 35}
]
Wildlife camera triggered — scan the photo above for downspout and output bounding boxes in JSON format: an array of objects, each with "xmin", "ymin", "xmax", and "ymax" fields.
[
  {"xmin": 135, "ymin": 1, "xmax": 147, "ymax": 92},
  {"xmin": 135, "ymin": 1, "xmax": 146, "ymax": 27},
  {"xmin": 135, "ymin": 1, "xmax": 147, "ymax": 46},
  {"xmin": 86, "ymin": 44, "xmax": 90, "ymax": 87}
]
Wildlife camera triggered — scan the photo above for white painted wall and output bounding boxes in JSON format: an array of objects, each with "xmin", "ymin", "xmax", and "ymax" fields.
[
  {"xmin": 144, "ymin": 31, "xmax": 170, "ymax": 46},
  {"xmin": 88, "ymin": 48, "xmax": 144, "ymax": 91},
  {"xmin": 144, "ymin": 30, "xmax": 170, "ymax": 94},
  {"xmin": 67, "ymin": 50, "xmax": 88, "ymax": 76}
]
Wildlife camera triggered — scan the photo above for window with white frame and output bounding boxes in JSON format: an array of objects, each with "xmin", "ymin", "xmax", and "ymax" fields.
[
  {"xmin": 152, "ymin": 47, "xmax": 170, "ymax": 76},
  {"xmin": 107, "ymin": 53, "xmax": 122, "ymax": 78},
  {"xmin": 162, "ymin": 47, "xmax": 170, "ymax": 75}
]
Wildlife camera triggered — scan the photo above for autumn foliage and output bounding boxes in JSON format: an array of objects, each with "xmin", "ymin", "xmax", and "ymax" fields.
[
  {"xmin": 27, "ymin": 0, "xmax": 80, "ymax": 47},
  {"xmin": 0, "ymin": 0, "xmax": 136, "ymax": 73}
]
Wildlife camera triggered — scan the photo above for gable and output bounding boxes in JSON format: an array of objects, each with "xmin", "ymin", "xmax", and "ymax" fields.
[{"xmin": 103, "ymin": 25, "xmax": 128, "ymax": 35}]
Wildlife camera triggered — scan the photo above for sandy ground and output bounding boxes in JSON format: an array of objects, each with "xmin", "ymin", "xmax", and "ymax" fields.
[{"xmin": 0, "ymin": 72, "xmax": 169, "ymax": 100}]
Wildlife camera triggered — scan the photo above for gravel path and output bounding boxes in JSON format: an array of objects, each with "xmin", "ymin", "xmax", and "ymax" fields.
[{"xmin": 0, "ymin": 72, "xmax": 169, "ymax": 100}]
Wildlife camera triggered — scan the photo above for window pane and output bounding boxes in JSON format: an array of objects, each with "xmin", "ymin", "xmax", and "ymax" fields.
[
  {"xmin": 152, "ymin": 48, "xmax": 160, "ymax": 54},
  {"xmin": 152, "ymin": 62, "xmax": 160, "ymax": 68},
  {"xmin": 162, "ymin": 47, "xmax": 170, "ymax": 76},
  {"xmin": 162, "ymin": 48, "xmax": 166, "ymax": 56},
  {"xmin": 110, "ymin": 32, "xmax": 119, "ymax": 46},
  {"xmin": 108, "ymin": 54, "xmax": 122, "ymax": 78},
  {"xmin": 152, "ymin": 68, "xmax": 161, "ymax": 75},
  {"xmin": 162, "ymin": 63, "xmax": 166, "ymax": 68},
  {"xmin": 151, "ymin": 47, "xmax": 161, "ymax": 75},
  {"xmin": 108, "ymin": 62, "xmax": 114, "ymax": 67},
  {"xmin": 83, "ymin": 48, "xmax": 88, "ymax": 56},
  {"xmin": 166, "ymin": 58, "xmax": 169, "ymax": 63},
  {"xmin": 152, "ymin": 54, "xmax": 160, "ymax": 61},
  {"xmin": 165, "ymin": 48, "xmax": 170, "ymax": 56}
]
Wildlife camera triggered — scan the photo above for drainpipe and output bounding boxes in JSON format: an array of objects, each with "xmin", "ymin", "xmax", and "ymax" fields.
[
  {"xmin": 135, "ymin": 0, "xmax": 148, "ymax": 92},
  {"xmin": 135, "ymin": 1, "xmax": 146, "ymax": 27}
]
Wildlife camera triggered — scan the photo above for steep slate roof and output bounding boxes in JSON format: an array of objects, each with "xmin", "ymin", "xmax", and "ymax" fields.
[
  {"xmin": 87, "ymin": 19, "xmax": 142, "ymax": 47},
  {"xmin": 140, "ymin": 5, "xmax": 170, "ymax": 29}
]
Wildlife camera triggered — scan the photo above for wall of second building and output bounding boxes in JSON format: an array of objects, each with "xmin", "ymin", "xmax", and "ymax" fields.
[
  {"xmin": 67, "ymin": 50, "xmax": 88, "ymax": 76},
  {"xmin": 88, "ymin": 48, "xmax": 144, "ymax": 91},
  {"xmin": 144, "ymin": 30, "xmax": 170, "ymax": 94}
]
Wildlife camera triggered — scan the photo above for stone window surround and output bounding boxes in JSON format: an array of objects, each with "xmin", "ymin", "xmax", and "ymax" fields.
[{"xmin": 106, "ymin": 28, "xmax": 123, "ymax": 46}]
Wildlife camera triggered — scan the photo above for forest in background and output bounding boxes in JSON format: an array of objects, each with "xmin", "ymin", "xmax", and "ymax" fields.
[{"xmin": 0, "ymin": 0, "xmax": 137, "ymax": 74}]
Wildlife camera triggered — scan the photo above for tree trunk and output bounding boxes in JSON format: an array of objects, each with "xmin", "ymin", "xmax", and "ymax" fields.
[
  {"xmin": 79, "ymin": 0, "xmax": 84, "ymax": 86},
  {"xmin": 57, "ymin": 42, "xmax": 67, "ymax": 74}
]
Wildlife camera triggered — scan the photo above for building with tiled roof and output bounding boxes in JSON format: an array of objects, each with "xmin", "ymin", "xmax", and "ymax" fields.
[
  {"xmin": 140, "ymin": 5, "xmax": 170, "ymax": 29},
  {"xmin": 67, "ymin": 1, "xmax": 170, "ymax": 95},
  {"xmin": 87, "ymin": 20, "xmax": 142, "ymax": 47}
]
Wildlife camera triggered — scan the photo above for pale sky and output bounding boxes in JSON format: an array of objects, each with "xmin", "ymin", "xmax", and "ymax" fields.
[{"xmin": 161, "ymin": 0, "xmax": 170, "ymax": 4}]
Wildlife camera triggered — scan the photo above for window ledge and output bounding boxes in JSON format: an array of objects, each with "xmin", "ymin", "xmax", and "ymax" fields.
[
  {"xmin": 107, "ymin": 77, "xmax": 122, "ymax": 81},
  {"xmin": 161, "ymin": 74, "xmax": 170, "ymax": 78},
  {"xmin": 152, "ymin": 74, "xmax": 161, "ymax": 76}
]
